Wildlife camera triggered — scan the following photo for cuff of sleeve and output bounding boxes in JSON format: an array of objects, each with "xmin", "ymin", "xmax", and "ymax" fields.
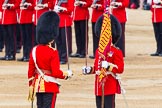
[
  {"xmin": 108, "ymin": 65, "xmax": 113, "ymax": 71},
  {"xmin": 79, "ymin": 4, "xmax": 83, "ymax": 7},
  {"xmin": 44, "ymin": 3, "xmax": 48, "ymax": 7},
  {"xmin": 63, "ymin": 72, "xmax": 68, "ymax": 79},
  {"xmin": 90, "ymin": 67, "xmax": 95, "ymax": 74},
  {"xmin": 28, "ymin": 76, "xmax": 34, "ymax": 82}
]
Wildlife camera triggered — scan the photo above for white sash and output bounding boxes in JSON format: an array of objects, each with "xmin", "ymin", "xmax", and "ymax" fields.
[{"xmin": 32, "ymin": 46, "xmax": 61, "ymax": 85}]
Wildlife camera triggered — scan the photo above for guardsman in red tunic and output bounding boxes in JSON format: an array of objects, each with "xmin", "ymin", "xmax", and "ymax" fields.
[
  {"xmin": 89, "ymin": 0, "xmax": 104, "ymax": 59},
  {"xmin": 109, "ymin": 0, "xmax": 129, "ymax": 57},
  {"xmin": 33, "ymin": 0, "xmax": 55, "ymax": 45},
  {"xmin": 54, "ymin": 0, "xmax": 74, "ymax": 64},
  {"xmin": 17, "ymin": 0, "xmax": 34, "ymax": 62},
  {"xmin": 70, "ymin": 0, "xmax": 93, "ymax": 58},
  {"xmin": 28, "ymin": 11, "xmax": 73, "ymax": 108},
  {"xmin": 150, "ymin": 0, "xmax": 162, "ymax": 56},
  {"xmin": 82, "ymin": 14, "xmax": 124, "ymax": 108},
  {"xmin": 0, "ymin": 0, "xmax": 20, "ymax": 60}
]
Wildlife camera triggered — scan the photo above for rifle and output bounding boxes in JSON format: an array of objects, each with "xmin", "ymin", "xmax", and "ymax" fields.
[
  {"xmin": 20, "ymin": 0, "xmax": 27, "ymax": 7},
  {"xmin": 21, "ymin": 0, "xmax": 26, "ymax": 4},
  {"xmin": 73, "ymin": 0, "xmax": 78, "ymax": 20},
  {"xmin": 54, "ymin": 0, "xmax": 67, "ymax": 12},
  {"xmin": 92, "ymin": 0, "xmax": 99, "ymax": 4},
  {"xmin": 3, "ymin": 0, "xmax": 9, "ymax": 4},
  {"xmin": 91, "ymin": 0, "xmax": 102, "ymax": 8},
  {"xmin": 2, "ymin": 0, "xmax": 9, "ymax": 9},
  {"xmin": 38, "ymin": 0, "xmax": 43, "ymax": 4},
  {"xmin": 57, "ymin": 0, "xmax": 67, "ymax": 6}
]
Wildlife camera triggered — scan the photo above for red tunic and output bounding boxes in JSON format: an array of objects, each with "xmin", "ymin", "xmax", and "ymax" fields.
[
  {"xmin": 151, "ymin": 0, "xmax": 162, "ymax": 23},
  {"xmin": 111, "ymin": 0, "xmax": 129, "ymax": 23},
  {"xmin": 1, "ymin": 0, "xmax": 20, "ymax": 25},
  {"xmin": 73, "ymin": 0, "xmax": 93, "ymax": 21},
  {"xmin": 57, "ymin": 0, "xmax": 74, "ymax": 27},
  {"xmin": 91, "ymin": 0, "xmax": 104, "ymax": 23},
  {"xmin": 28, "ymin": 45, "xmax": 65, "ymax": 93},
  {"xmin": 33, "ymin": 0, "xmax": 55, "ymax": 25},
  {"xmin": 93, "ymin": 46, "xmax": 124, "ymax": 96},
  {"xmin": 18, "ymin": 0, "xmax": 34, "ymax": 24}
]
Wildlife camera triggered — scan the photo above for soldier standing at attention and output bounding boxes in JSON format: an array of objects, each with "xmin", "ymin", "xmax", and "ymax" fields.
[
  {"xmin": 33, "ymin": 0, "xmax": 55, "ymax": 46},
  {"xmin": 89, "ymin": 0, "xmax": 104, "ymax": 59},
  {"xmin": 82, "ymin": 14, "xmax": 124, "ymax": 108},
  {"xmin": 150, "ymin": 0, "xmax": 162, "ymax": 56},
  {"xmin": 70, "ymin": 0, "xmax": 93, "ymax": 58},
  {"xmin": 17, "ymin": 0, "xmax": 34, "ymax": 62},
  {"xmin": 0, "ymin": 0, "xmax": 19, "ymax": 60},
  {"xmin": 110, "ymin": 0, "xmax": 129, "ymax": 57},
  {"xmin": 28, "ymin": 11, "xmax": 73, "ymax": 108},
  {"xmin": 54, "ymin": 0, "xmax": 74, "ymax": 64}
]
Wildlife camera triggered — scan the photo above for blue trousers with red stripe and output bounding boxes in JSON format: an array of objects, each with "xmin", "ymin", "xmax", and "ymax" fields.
[
  {"xmin": 96, "ymin": 94, "xmax": 115, "ymax": 108},
  {"xmin": 36, "ymin": 93, "xmax": 57, "ymax": 108}
]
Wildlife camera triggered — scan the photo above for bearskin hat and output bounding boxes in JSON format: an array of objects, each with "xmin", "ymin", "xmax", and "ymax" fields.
[
  {"xmin": 36, "ymin": 11, "xmax": 60, "ymax": 45},
  {"xmin": 95, "ymin": 14, "xmax": 122, "ymax": 45}
]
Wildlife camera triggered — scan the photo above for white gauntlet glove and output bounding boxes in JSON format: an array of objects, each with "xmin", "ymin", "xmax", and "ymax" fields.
[
  {"xmin": 74, "ymin": 1, "xmax": 86, "ymax": 6},
  {"xmin": 152, "ymin": 4, "xmax": 162, "ymax": 8},
  {"xmin": 35, "ymin": 4, "xmax": 45, "ymax": 10},
  {"xmin": 74, "ymin": 1, "xmax": 80, "ymax": 6},
  {"xmin": 2, "ymin": 3, "xmax": 14, "ymax": 9},
  {"xmin": 82, "ymin": 66, "xmax": 92, "ymax": 75},
  {"xmin": 110, "ymin": 2, "xmax": 122, "ymax": 8},
  {"xmin": 54, "ymin": 5, "xmax": 67, "ymax": 13},
  {"xmin": 20, "ymin": 2, "xmax": 32, "ymax": 8},
  {"xmin": 101, "ymin": 61, "xmax": 110, "ymax": 69},
  {"xmin": 101, "ymin": 61, "xmax": 118, "ymax": 71},
  {"xmin": 64, "ymin": 70, "xmax": 73, "ymax": 80},
  {"xmin": 67, "ymin": 70, "xmax": 73, "ymax": 77},
  {"xmin": 79, "ymin": 1, "xmax": 87, "ymax": 5},
  {"xmin": 91, "ymin": 4, "xmax": 102, "ymax": 8}
]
